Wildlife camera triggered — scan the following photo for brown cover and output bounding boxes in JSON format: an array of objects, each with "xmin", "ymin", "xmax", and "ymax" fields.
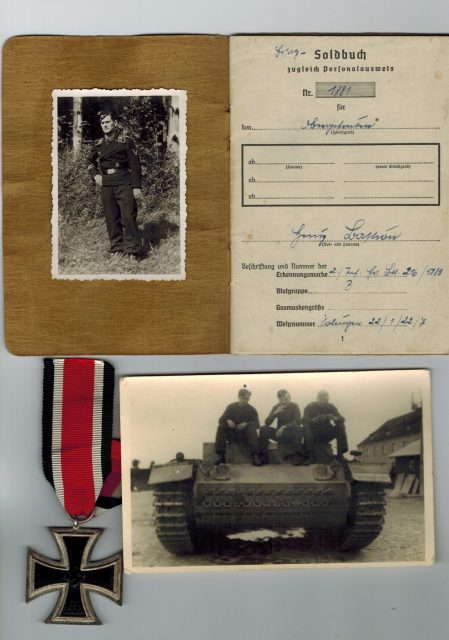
[{"xmin": 2, "ymin": 36, "xmax": 229, "ymax": 355}]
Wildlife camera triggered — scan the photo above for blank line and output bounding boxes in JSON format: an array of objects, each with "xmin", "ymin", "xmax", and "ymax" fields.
[
  {"xmin": 365, "ymin": 127, "xmax": 440, "ymax": 130},
  {"xmin": 308, "ymin": 291, "xmax": 407, "ymax": 295},
  {"xmin": 251, "ymin": 128, "xmax": 307, "ymax": 131},
  {"xmin": 344, "ymin": 180, "xmax": 434, "ymax": 183},
  {"xmin": 343, "ymin": 196, "xmax": 435, "ymax": 200},
  {"xmin": 253, "ymin": 162, "xmax": 335, "ymax": 165},
  {"xmin": 328, "ymin": 308, "xmax": 408, "ymax": 311},
  {"xmin": 256, "ymin": 180, "xmax": 335, "ymax": 183},
  {"xmin": 344, "ymin": 161, "xmax": 435, "ymax": 165},
  {"xmin": 255, "ymin": 197, "xmax": 335, "ymax": 200}
]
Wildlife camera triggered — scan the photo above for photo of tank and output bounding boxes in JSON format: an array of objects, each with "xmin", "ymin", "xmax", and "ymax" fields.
[
  {"xmin": 121, "ymin": 370, "xmax": 433, "ymax": 571},
  {"xmin": 149, "ymin": 444, "xmax": 389, "ymax": 556}
]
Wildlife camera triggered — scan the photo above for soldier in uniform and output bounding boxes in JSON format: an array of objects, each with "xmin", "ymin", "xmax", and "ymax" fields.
[
  {"xmin": 214, "ymin": 387, "xmax": 262, "ymax": 466},
  {"xmin": 259, "ymin": 389, "xmax": 303, "ymax": 464},
  {"xmin": 87, "ymin": 111, "xmax": 146, "ymax": 259}
]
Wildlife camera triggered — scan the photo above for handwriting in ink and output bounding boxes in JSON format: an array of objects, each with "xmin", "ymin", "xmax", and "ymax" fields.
[
  {"xmin": 344, "ymin": 219, "xmax": 401, "ymax": 242},
  {"xmin": 383, "ymin": 264, "xmax": 398, "ymax": 277},
  {"xmin": 302, "ymin": 115, "xmax": 375, "ymax": 135},
  {"xmin": 328, "ymin": 84, "xmax": 352, "ymax": 98},
  {"xmin": 317, "ymin": 313, "xmax": 427, "ymax": 333},
  {"xmin": 329, "ymin": 264, "xmax": 443, "ymax": 281},
  {"xmin": 291, "ymin": 223, "xmax": 328, "ymax": 248},
  {"xmin": 403, "ymin": 266, "xmax": 418, "ymax": 277},
  {"xmin": 318, "ymin": 314, "xmax": 362, "ymax": 333},
  {"xmin": 275, "ymin": 45, "xmax": 306, "ymax": 59},
  {"xmin": 368, "ymin": 315, "xmax": 427, "ymax": 330}
]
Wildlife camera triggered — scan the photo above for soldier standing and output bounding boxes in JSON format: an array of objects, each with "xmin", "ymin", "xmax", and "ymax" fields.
[{"xmin": 87, "ymin": 111, "xmax": 146, "ymax": 259}]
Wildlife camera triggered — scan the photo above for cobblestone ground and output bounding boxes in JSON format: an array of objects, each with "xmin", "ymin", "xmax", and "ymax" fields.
[{"xmin": 130, "ymin": 491, "xmax": 427, "ymax": 568}]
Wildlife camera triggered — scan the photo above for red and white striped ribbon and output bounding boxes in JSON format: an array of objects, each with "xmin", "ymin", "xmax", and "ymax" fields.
[{"xmin": 42, "ymin": 358, "xmax": 116, "ymax": 520}]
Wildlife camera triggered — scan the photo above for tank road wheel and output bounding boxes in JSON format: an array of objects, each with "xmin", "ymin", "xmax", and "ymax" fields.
[
  {"xmin": 153, "ymin": 482, "xmax": 197, "ymax": 555},
  {"xmin": 336, "ymin": 482, "xmax": 386, "ymax": 552}
]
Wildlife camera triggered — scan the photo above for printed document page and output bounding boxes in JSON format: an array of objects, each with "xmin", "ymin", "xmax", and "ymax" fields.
[{"xmin": 230, "ymin": 35, "xmax": 449, "ymax": 354}]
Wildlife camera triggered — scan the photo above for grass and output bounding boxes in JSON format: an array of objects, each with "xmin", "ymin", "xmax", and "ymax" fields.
[
  {"xmin": 58, "ymin": 202, "xmax": 181, "ymax": 276},
  {"xmin": 57, "ymin": 145, "xmax": 182, "ymax": 277}
]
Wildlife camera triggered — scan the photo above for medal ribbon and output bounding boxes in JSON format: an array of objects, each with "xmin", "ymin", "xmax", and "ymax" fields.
[{"xmin": 42, "ymin": 358, "xmax": 117, "ymax": 520}]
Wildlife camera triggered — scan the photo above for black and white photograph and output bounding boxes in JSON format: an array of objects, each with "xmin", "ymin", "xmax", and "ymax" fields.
[
  {"xmin": 51, "ymin": 89, "xmax": 187, "ymax": 280},
  {"xmin": 120, "ymin": 369, "xmax": 433, "ymax": 572}
]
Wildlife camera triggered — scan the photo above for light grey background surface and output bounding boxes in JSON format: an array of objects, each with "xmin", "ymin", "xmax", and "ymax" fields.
[{"xmin": 2, "ymin": 1, "xmax": 449, "ymax": 638}]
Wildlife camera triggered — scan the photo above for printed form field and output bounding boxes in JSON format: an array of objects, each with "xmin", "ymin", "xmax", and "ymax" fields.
[{"xmin": 242, "ymin": 143, "xmax": 439, "ymax": 207}]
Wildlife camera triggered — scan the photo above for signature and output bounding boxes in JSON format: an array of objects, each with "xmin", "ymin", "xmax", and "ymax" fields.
[
  {"xmin": 290, "ymin": 219, "xmax": 400, "ymax": 246},
  {"xmin": 291, "ymin": 223, "xmax": 328, "ymax": 247},
  {"xmin": 318, "ymin": 314, "xmax": 362, "ymax": 333},
  {"xmin": 344, "ymin": 219, "xmax": 401, "ymax": 242},
  {"xmin": 302, "ymin": 115, "xmax": 376, "ymax": 135},
  {"xmin": 275, "ymin": 44, "xmax": 306, "ymax": 59}
]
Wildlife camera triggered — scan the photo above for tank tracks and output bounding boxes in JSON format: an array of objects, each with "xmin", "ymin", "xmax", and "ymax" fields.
[
  {"xmin": 153, "ymin": 485, "xmax": 196, "ymax": 555},
  {"xmin": 336, "ymin": 482, "xmax": 386, "ymax": 551},
  {"xmin": 153, "ymin": 480, "xmax": 386, "ymax": 555}
]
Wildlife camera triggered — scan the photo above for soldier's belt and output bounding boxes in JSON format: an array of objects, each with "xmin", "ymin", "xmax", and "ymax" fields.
[{"xmin": 102, "ymin": 168, "xmax": 122, "ymax": 175}]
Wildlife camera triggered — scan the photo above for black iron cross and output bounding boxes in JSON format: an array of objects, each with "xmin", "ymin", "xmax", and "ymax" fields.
[{"xmin": 26, "ymin": 527, "xmax": 122, "ymax": 624}]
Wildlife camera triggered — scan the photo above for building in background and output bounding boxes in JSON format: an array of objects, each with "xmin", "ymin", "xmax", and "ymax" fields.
[
  {"xmin": 357, "ymin": 407, "xmax": 422, "ymax": 470},
  {"xmin": 388, "ymin": 439, "xmax": 422, "ymax": 495},
  {"xmin": 357, "ymin": 405, "xmax": 423, "ymax": 495}
]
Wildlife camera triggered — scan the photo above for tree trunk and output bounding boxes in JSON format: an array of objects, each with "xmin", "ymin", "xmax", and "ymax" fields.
[
  {"xmin": 72, "ymin": 97, "xmax": 82, "ymax": 154},
  {"xmin": 165, "ymin": 97, "xmax": 179, "ymax": 152}
]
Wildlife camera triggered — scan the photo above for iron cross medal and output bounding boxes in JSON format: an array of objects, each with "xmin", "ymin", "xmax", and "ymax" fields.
[{"xmin": 26, "ymin": 527, "xmax": 123, "ymax": 624}]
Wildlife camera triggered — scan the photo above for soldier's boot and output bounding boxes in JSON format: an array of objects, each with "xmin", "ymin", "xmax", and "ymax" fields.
[{"xmin": 251, "ymin": 452, "xmax": 263, "ymax": 466}]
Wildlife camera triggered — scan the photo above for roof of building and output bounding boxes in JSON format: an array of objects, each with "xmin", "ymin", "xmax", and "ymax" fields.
[
  {"xmin": 358, "ymin": 408, "xmax": 422, "ymax": 447},
  {"xmin": 389, "ymin": 439, "xmax": 421, "ymax": 458}
]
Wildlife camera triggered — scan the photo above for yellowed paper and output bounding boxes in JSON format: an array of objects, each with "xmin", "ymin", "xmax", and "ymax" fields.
[
  {"xmin": 2, "ymin": 35, "xmax": 230, "ymax": 355},
  {"xmin": 230, "ymin": 35, "xmax": 449, "ymax": 354}
]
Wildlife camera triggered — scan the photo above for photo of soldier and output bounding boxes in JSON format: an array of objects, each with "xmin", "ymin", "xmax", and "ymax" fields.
[
  {"xmin": 303, "ymin": 390, "xmax": 349, "ymax": 463},
  {"xmin": 53, "ymin": 89, "xmax": 186, "ymax": 279},
  {"xmin": 87, "ymin": 110, "xmax": 146, "ymax": 260},
  {"xmin": 259, "ymin": 389, "xmax": 303, "ymax": 464},
  {"xmin": 214, "ymin": 387, "xmax": 262, "ymax": 466}
]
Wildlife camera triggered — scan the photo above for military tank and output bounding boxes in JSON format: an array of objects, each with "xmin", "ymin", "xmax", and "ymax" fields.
[{"xmin": 147, "ymin": 441, "xmax": 391, "ymax": 555}]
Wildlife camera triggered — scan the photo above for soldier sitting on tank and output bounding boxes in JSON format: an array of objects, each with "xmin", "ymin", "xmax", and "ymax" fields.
[
  {"xmin": 302, "ymin": 390, "xmax": 349, "ymax": 464},
  {"xmin": 259, "ymin": 389, "xmax": 303, "ymax": 465},
  {"xmin": 214, "ymin": 387, "xmax": 263, "ymax": 466}
]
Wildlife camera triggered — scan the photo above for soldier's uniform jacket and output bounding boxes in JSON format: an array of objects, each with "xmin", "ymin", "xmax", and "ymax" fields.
[
  {"xmin": 87, "ymin": 133, "xmax": 142, "ymax": 189},
  {"xmin": 218, "ymin": 403, "xmax": 260, "ymax": 429},
  {"xmin": 302, "ymin": 402, "xmax": 345, "ymax": 428},
  {"xmin": 265, "ymin": 401, "xmax": 301, "ymax": 430}
]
